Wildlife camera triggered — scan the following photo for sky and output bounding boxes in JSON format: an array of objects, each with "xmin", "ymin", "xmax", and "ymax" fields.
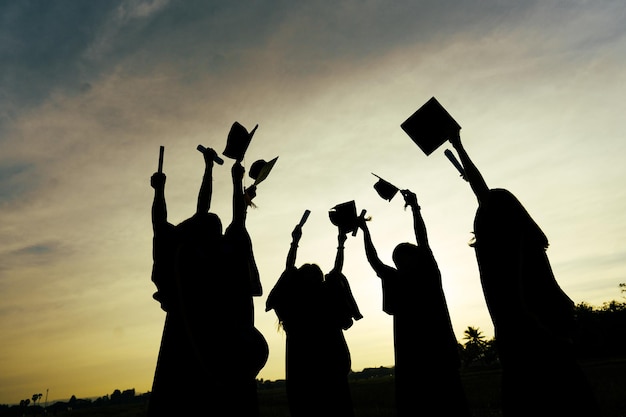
[{"xmin": 1, "ymin": 0, "xmax": 626, "ymax": 406}]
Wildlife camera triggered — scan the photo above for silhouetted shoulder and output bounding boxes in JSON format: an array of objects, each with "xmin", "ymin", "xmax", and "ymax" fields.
[{"xmin": 475, "ymin": 188, "xmax": 548, "ymax": 248}]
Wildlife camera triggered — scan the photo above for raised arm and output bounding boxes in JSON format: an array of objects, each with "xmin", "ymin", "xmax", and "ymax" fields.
[
  {"xmin": 401, "ymin": 190, "xmax": 428, "ymax": 248},
  {"xmin": 230, "ymin": 161, "xmax": 247, "ymax": 228},
  {"xmin": 196, "ymin": 147, "xmax": 216, "ymax": 215},
  {"xmin": 151, "ymin": 172, "xmax": 168, "ymax": 232},
  {"xmin": 229, "ymin": 161, "xmax": 263, "ymax": 295},
  {"xmin": 330, "ymin": 232, "xmax": 348, "ymax": 274},
  {"xmin": 286, "ymin": 224, "xmax": 302, "ymax": 269},
  {"xmin": 358, "ymin": 216, "xmax": 389, "ymax": 276},
  {"xmin": 449, "ymin": 133, "xmax": 490, "ymax": 204}
]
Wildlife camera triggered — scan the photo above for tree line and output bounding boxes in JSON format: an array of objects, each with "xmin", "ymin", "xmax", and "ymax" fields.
[{"xmin": 458, "ymin": 283, "xmax": 626, "ymax": 368}]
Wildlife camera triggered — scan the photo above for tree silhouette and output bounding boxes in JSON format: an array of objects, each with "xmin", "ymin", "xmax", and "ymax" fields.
[
  {"xmin": 463, "ymin": 326, "xmax": 486, "ymax": 345},
  {"xmin": 461, "ymin": 326, "xmax": 486, "ymax": 366},
  {"xmin": 31, "ymin": 393, "xmax": 42, "ymax": 407},
  {"xmin": 111, "ymin": 389, "xmax": 122, "ymax": 403},
  {"xmin": 573, "ymin": 287, "xmax": 626, "ymax": 359},
  {"xmin": 460, "ymin": 326, "xmax": 499, "ymax": 367}
]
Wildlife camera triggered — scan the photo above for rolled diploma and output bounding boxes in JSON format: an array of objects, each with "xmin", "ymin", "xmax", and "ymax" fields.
[
  {"xmin": 197, "ymin": 145, "xmax": 225, "ymax": 165},
  {"xmin": 298, "ymin": 210, "xmax": 311, "ymax": 227},
  {"xmin": 444, "ymin": 149, "xmax": 467, "ymax": 180},
  {"xmin": 158, "ymin": 146, "xmax": 164, "ymax": 173}
]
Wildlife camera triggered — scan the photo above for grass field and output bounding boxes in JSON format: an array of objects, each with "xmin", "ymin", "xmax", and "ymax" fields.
[
  {"xmin": 264, "ymin": 357, "xmax": 625, "ymax": 417},
  {"xmin": 30, "ymin": 357, "xmax": 626, "ymax": 417}
]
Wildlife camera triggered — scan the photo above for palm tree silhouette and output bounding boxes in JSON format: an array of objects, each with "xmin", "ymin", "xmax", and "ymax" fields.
[
  {"xmin": 463, "ymin": 326, "xmax": 486, "ymax": 346},
  {"xmin": 462, "ymin": 326, "xmax": 487, "ymax": 367}
]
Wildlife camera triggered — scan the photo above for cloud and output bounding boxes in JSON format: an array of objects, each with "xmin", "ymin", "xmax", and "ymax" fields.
[
  {"xmin": 0, "ymin": 162, "xmax": 36, "ymax": 204},
  {"xmin": 0, "ymin": 3, "xmax": 113, "ymax": 118},
  {"xmin": 9, "ymin": 242, "xmax": 60, "ymax": 258},
  {"xmin": 0, "ymin": 0, "xmax": 547, "ymax": 122},
  {"xmin": 0, "ymin": 240, "xmax": 71, "ymax": 299}
]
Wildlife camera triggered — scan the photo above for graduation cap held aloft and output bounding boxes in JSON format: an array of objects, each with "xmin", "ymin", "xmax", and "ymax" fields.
[
  {"xmin": 401, "ymin": 97, "xmax": 461, "ymax": 156},
  {"xmin": 329, "ymin": 201, "xmax": 367, "ymax": 236},
  {"xmin": 372, "ymin": 173, "xmax": 400, "ymax": 201},
  {"xmin": 223, "ymin": 121, "xmax": 258, "ymax": 162},
  {"xmin": 244, "ymin": 156, "xmax": 279, "ymax": 205},
  {"xmin": 249, "ymin": 157, "xmax": 279, "ymax": 185}
]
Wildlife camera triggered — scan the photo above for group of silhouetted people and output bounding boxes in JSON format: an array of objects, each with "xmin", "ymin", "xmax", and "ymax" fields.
[
  {"xmin": 148, "ymin": 140, "xmax": 268, "ymax": 416},
  {"xmin": 147, "ymin": 122, "xmax": 601, "ymax": 417}
]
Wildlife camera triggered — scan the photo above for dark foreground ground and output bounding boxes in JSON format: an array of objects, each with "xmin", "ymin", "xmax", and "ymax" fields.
[{"xmin": 13, "ymin": 357, "xmax": 626, "ymax": 417}]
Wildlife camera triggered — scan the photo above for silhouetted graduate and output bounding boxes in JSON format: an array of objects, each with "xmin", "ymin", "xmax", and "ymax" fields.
[
  {"xmin": 149, "ymin": 130, "xmax": 270, "ymax": 416},
  {"xmin": 447, "ymin": 133, "xmax": 601, "ymax": 417},
  {"xmin": 357, "ymin": 190, "xmax": 471, "ymax": 417},
  {"xmin": 175, "ymin": 145, "xmax": 224, "ymax": 373},
  {"xmin": 148, "ymin": 145, "xmax": 222, "ymax": 416},
  {"xmin": 184, "ymin": 129, "xmax": 268, "ymax": 416},
  {"xmin": 266, "ymin": 213, "xmax": 362, "ymax": 417},
  {"xmin": 150, "ymin": 146, "xmax": 177, "ymax": 312},
  {"xmin": 219, "ymin": 159, "xmax": 269, "ymax": 417}
]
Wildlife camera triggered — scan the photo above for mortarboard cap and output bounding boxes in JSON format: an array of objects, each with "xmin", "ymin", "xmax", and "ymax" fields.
[
  {"xmin": 372, "ymin": 173, "xmax": 399, "ymax": 201},
  {"xmin": 249, "ymin": 156, "xmax": 279, "ymax": 185},
  {"xmin": 244, "ymin": 156, "xmax": 279, "ymax": 205},
  {"xmin": 401, "ymin": 97, "xmax": 461, "ymax": 156},
  {"xmin": 249, "ymin": 160, "xmax": 266, "ymax": 180},
  {"xmin": 223, "ymin": 122, "xmax": 258, "ymax": 161},
  {"xmin": 329, "ymin": 200, "xmax": 359, "ymax": 235}
]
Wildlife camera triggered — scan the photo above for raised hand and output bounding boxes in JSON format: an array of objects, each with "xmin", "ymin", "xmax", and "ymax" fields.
[
  {"xmin": 291, "ymin": 224, "xmax": 303, "ymax": 244},
  {"xmin": 232, "ymin": 160, "xmax": 245, "ymax": 181},
  {"xmin": 151, "ymin": 172, "xmax": 166, "ymax": 190},
  {"xmin": 401, "ymin": 190, "xmax": 419, "ymax": 209}
]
